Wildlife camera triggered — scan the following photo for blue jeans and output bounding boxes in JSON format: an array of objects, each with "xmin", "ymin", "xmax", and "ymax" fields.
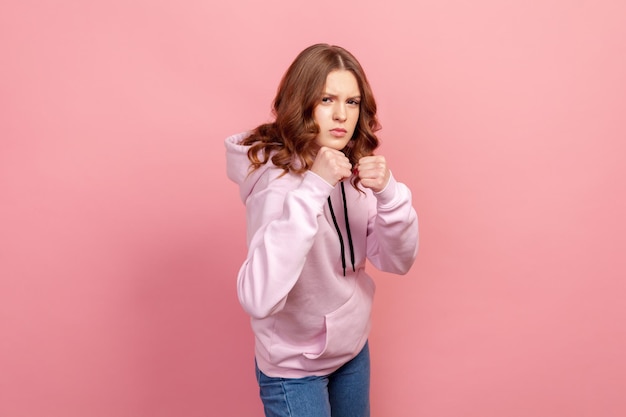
[{"xmin": 255, "ymin": 342, "xmax": 370, "ymax": 417}]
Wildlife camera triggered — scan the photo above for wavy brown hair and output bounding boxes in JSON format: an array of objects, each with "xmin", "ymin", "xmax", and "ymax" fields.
[{"xmin": 241, "ymin": 43, "xmax": 381, "ymax": 189}]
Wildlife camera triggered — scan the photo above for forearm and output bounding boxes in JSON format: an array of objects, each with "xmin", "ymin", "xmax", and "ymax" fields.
[
  {"xmin": 237, "ymin": 171, "xmax": 333, "ymax": 318},
  {"xmin": 367, "ymin": 175, "xmax": 419, "ymax": 274}
]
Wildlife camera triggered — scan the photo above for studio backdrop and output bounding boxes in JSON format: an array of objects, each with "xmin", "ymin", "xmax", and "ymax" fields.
[{"xmin": 1, "ymin": 1, "xmax": 625, "ymax": 416}]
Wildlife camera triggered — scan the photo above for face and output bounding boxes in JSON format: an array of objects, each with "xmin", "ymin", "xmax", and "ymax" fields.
[{"xmin": 313, "ymin": 70, "xmax": 361, "ymax": 151}]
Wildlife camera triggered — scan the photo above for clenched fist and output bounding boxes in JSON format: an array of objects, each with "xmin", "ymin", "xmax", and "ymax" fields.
[
  {"xmin": 356, "ymin": 155, "xmax": 390, "ymax": 193},
  {"xmin": 311, "ymin": 146, "xmax": 353, "ymax": 186}
]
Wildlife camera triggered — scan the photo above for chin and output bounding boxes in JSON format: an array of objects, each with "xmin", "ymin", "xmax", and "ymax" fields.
[
  {"xmin": 315, "ymin": 135, "xmax": 352, "ymax": 151},
  {"xmin": 328, "ymin": 140, "xmax": 351, "ymax": 151}
]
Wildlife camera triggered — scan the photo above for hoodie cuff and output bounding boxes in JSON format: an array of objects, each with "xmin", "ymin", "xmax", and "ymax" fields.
[
  {"xmin": 299, "ymin": 170, "xmax": 335, "ymax": 203},
  {"xmin": 305, "ymin": 170, "xmax": 336, "ymax": 192},
  {"xmin": 374, "ymin": 172, "xmax": 400, "ymax": 207}
]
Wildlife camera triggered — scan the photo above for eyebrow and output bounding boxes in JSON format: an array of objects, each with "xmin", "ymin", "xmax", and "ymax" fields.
[{"xmin": 322, "ymin": 92, "xmax": 362, "ymax": 100}]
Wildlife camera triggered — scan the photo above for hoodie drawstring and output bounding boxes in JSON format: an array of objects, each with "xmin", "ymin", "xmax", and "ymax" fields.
[{"xmin": 327, "ymin": 182, "xmax": 355, "ymax": 276}]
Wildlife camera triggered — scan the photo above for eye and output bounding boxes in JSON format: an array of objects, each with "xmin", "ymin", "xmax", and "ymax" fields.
[
  {"xmin": 321, "ymin": 97, "xmax": 333, "ymax": 103},
  {"xmin": 347, "ymin": 99, "xmax": 360, "ymax": 106}
]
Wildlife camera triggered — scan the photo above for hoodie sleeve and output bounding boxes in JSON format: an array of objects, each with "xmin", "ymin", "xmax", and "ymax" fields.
[
  {"xmin": 366, "ymin": 173, "xmax": 419, "ymax": 274},
  {"xmin": 237, "ymin": 170, "xmax": 334, "ymax": 319}
]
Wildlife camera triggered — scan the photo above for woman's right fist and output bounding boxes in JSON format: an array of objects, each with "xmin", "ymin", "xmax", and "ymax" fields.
[{"xmin": 310, "ymin": 147, "xmax": 353, "ymax": 186}]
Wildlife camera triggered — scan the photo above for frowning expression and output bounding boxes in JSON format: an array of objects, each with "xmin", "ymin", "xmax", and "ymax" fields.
[{"xmin": 313, "ymin": 70, "xmax": 360, "ymax": 151}]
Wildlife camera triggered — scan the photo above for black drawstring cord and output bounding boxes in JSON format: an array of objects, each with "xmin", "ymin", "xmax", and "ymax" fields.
[
  {"xmin": 327, "ymin": 182, "xmax": 355, "ymax": 276},
  {"xmin": 341, "ymin": 182, "xmax": 355, "ymax": 272},
  {"xmin": 327, "ymin": 196, "xmax": 346, "ymax": 275}
]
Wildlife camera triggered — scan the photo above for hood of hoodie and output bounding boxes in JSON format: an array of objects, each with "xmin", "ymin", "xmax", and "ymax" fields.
[{"xmin": 225, "ymin": 132, "xmax": 273, "ymax": 203}]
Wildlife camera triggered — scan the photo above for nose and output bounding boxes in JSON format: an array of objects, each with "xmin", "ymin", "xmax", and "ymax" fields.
[{"xmin": 333, "ymin": 103, "xmax": 347, "ymax": 122}]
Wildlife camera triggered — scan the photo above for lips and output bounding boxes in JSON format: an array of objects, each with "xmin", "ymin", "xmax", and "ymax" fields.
[{"xmin": 330, "ymin": 128, "xmax": 347, "ymax": 137}]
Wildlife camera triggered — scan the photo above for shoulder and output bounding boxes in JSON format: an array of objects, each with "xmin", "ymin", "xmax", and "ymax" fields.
[{"xmin": 249, "ymin": 164, "xmax": 303, "ymax": 198}]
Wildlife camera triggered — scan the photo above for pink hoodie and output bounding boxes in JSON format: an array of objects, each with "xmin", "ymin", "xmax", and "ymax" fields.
[{"xmin": 225, "ymin": 132, "xmax": 419, "ymax": 378}]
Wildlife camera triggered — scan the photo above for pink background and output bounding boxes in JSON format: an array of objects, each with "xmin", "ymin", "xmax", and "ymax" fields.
[{"xmin": 1, "ymin": 1, "xmax": 625, "ymax": 416}]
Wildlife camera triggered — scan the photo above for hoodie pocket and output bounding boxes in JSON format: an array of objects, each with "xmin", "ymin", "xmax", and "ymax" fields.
[{"xmin": 303, "ymin": 277, "xmax": 375, "ymax": 360}]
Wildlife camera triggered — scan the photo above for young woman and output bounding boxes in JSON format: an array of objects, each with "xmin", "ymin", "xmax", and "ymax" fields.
[{"xmin": 225, "ymin": 43, "xmax": 419, "ymax": 417}]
